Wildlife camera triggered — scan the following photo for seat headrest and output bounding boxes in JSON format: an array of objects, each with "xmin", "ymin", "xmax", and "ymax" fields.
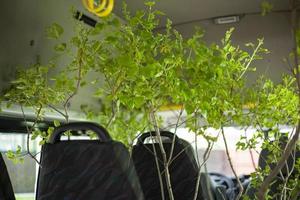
[{"xmin": 258, "ymin": 141, "xmax": 300, "ymax": 176}]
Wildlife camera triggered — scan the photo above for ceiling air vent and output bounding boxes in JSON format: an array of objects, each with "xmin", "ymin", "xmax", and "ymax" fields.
[{"xmin": 214, "ymin": 15, "xmax": 240, "ymax": 25}]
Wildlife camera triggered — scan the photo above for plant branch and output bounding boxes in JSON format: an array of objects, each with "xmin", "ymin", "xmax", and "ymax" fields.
[
  {"xmin": 150, "ymin": 110, "xmax": 175, "ymax": 200},
  {"xmin": 238, "ymin": 39, "xmax": 264, "ymax": 81},
  {"xmin": 291, "ymin": 1, "xmax": 300, "ymax": 88},
  {"xmin": 167, "ymin": 107, "xmax": 184, "ymax": 164},
  {"xmin": 48, "ymin": 104, "xmax": 67, "ymax": 119},
  {"xmin": 150, "ymin": 131, "xmax": 166, "ymax": 200},
  {"xmin": 221, "ymin": 127, "xmax": 243, "ymax": 200},
  {"xmin": 193, "ymin": 139, "xmax": 214, "ymax": 200},
  {"xmin": 63, "ymin": 48, "xmax": 83, "ymax": 123},
  {"xmin": 20, "ymin": 105, "xmax": 42, "ymax": 166},
  {"xmin": 244, "ymin": 129, "xmax": 257, "ymax": 170},
  {"xmin": 257, "ymin": 124, "xmax": 300, "ymax": 199},
  {"xmin": 257, "ymin": 3, "xmax": 300, "ymax": 198},
  {"xmin": 106, "ymin": 100, "xmax": 117, "ymax": 128}
]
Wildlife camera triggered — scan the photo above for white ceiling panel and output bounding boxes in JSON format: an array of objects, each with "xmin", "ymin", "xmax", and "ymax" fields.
[{"xmin": 113, "ymin": 0, "xmax": 289, "ymax": 25}]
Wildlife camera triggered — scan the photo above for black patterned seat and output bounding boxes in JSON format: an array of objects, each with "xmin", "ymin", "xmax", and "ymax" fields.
[
  {"xmin": 0, "ymin": 153, "xmax": 15, "ymax": 200},
  {"xmin": 245, "ymin": 139, "xmax": 300, "ymax": 199},
  {"xmin": 36, "ymin": 122, "xmax": 144, "ymax": 200},
  {"xmin": 132, "ymin": 131, "xmax": 203, "ymax": 200}
]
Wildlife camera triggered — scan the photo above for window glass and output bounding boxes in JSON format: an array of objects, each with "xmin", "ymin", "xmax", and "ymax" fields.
[
  {"xmin": 0, "ymin": 133, "xmax": 37, "ymax": 200},
  {"xmin": 172, "ymin": 126, "xmax": 293, "ymax": 176}
]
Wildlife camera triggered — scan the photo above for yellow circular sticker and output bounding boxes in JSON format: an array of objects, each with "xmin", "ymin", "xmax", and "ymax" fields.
[{"xmin": 82, "ymin": 0, "xmax": 114, "ymax": 17}]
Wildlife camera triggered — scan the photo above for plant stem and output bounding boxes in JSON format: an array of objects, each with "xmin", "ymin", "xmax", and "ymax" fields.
[
  {"xmin": 150, "ymin": 135, "xmax": 166, "ymax": 200},
  {"xmin": 244, "ymin": 129, "xmax": 257, "ymax": 170},
  {"xmin": 257, "ymin": 124, "xmax": 300, "ymax": 199},
  {"xmin": 167, "ymin": 107, "xmax": 184, "ymax": 164},
  {"xmin": 257, "ymin": 2, "xmax": 300, "ymax": 198},
  {"xmin": 150, "ymin": 110, "xmax": 175, "ymax": 200},
  {"xmin": 106, "ymin": 100, "xmax": 117, "ymax": 128},
  {"xmin": 221, "ymin": 127, "xmax": 243, "ymax": 200},
  {"xmin": 48, "ymin": 104, "xmax": 68, "ymax": 119},
  {"xmin": 291, "ymin": 0, "xmax": 300, "ymax": 88},
  {"xmin": 193, "ymin": 139, "xmax": 214, "ymax": 200},
  {"xmin": 63, "ymin": 47, "xmax": 83, "ymax": 123},
  {"xmin": 237, "ymin": 39, "xmax": 264, "ymax": 81},
  {"xmin": 20, "ymin": 105, "xmax": 42, "ymax": 166}
]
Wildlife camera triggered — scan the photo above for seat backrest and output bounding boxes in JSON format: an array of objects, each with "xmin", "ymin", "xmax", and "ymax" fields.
[
  {"xmin": 132, "ymin": 131, "xmax": 203, "ymax": 200},
  {"xmin": 0, "ymin": 153, "xmax": 15, "ymax": 200},
  {"xmin": 246, "ymin": 140, "xmax": 300, "ymax": 199},
  {"xmin": 259, "ymin": 146, "xmax": 300, "ymax": 176},
  {"xmin": 36, "ymin": 122, "xmax": 144, "ymax": 200}
]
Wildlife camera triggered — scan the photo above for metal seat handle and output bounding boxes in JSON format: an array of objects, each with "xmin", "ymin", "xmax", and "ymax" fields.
[{"xmin": 137, "ymin": 131, "xmax": 178, "ymax": 145}]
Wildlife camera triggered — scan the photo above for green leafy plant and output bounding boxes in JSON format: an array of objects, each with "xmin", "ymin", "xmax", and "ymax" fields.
[
  {"xmin": 6, "ymin": 146, "xmax": 24, "ymax": 164},
  {"xmin": 1, "ymin": 0, "xmax": 300, "ymax": 199},
  {"xmin": 261, "ymin": 1, "xmax": 273, "ymax": 16}
]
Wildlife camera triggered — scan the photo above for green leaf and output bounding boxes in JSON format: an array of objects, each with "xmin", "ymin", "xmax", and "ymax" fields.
[
  {"xmin": 54, "ymin": 120, "xmax": 60, "ymax": 127},
  {"xmin": 54, "ymin": 43, "xmax": 67, "ymax": 52},
  {"xmin": 91, "ymin": 23, "xmax": 105, "ymax": 35},
  {"xmin": 6, "ymin": 146, "xmax": 24, "ymax": 164},
  {"xmin": 80, "ymin": 81, "xmax": 87, "ymax": 87},
  {"xmin": 47, "ymin": 126, "xmax": 54, "ymax": 135},
  {"xmin": 16, "ymin": 145, "xmax": 22, "ymax": 154},
  {"xmin": 133, "ymin": 96, "xmax": 145, "ymax": 108},
  {"xmin": 94, "ymin": 88, "xmax": 104, "ymax": 97},
  {"xmin": 145, "ymin": 1, "xmax": 155, "ymax": 7},
  {"xmin": 261, "ymin": 1, "xmax": 273, "ymax": 16},
  {"xmin": 108, "ymin": 18, "xmax": 120, "ymax": 27},
  {"xmin": 105, "ymin": 36, "xmax": 118, "ymax": 43},
  {"xmin": 46, "ymin": 23, "xmax": 64, "ymax": 39}
]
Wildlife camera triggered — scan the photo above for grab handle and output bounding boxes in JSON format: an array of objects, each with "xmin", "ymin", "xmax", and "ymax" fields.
[
  {"xmin": 49, "ymin": 122, "xmax": 111, "ymax": 144},
  {"xmin": 137, "ymin": 131, "xmax": 178, "ymax": 145}
]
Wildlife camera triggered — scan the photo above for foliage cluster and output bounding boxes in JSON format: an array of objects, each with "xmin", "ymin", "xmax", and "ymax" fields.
[{"xmin": 1, "ymin": 1, "xmax": 300, "ymax": 199}]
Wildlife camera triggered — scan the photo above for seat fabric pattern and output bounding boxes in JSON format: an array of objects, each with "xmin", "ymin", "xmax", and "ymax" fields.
[
  {"xmin": 37, "ymin": 140, "xmax": 144, "ymax": 200},
  {"xmin": 132, "ymin": 139, "xmax": 203, "ymax": 200},
  {"xmin": 0, "ymin": 153, "xmax": 15, "ymax": 200}
]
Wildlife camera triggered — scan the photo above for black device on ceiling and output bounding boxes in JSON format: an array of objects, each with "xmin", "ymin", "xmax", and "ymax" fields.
[{"xmin": 74, "ymin": 11, "xmax": 97, "ymax": 27}]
